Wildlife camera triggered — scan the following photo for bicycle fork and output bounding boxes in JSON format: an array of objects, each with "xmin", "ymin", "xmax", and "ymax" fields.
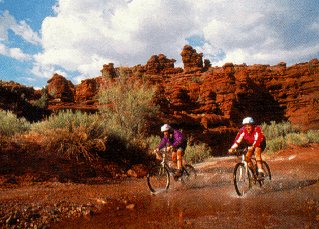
[{"xmin": 239, "ymin": 154, "xmax": 249, "ymax": 181}]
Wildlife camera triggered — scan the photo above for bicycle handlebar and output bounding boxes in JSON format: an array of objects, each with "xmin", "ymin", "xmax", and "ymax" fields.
[{"xmin": 231, "ymin": 148, "xmax": 248, "ymax": 156}]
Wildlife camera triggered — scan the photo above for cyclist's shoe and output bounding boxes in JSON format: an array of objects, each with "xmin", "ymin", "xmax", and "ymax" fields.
[{"xmin": 174, "ymin": 170, "xmax": 182, "ymax": 181}]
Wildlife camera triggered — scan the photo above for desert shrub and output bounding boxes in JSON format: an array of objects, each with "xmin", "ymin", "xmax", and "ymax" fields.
[
  {"xmin": 286, "ymin": 132, "xmax": 309, "ymax": 146},
  {"xmin": 185, "ymin": 141, "xmax": 212, "ymax": 164},
  {"xmin": 261, "ymin": 121, "xmax": 297, "ymax": 140},
  {"xmin": 33, "ymin": 92, "xmax": 48, "ymax": 109},
  {"xmin": 145, "ymin": 135, "xmax": 161, "ymax": 153},
  {"xmin": 0, "ymin": 110, "xmax": 30, "ymax": 136},
  {"xmin": 262, "ymin": 121, "xmax": 319, "ymax": 153},
  {"xmin": 31, "ymin": 110, "xmax": 102, "ymax": 132},
  {"xmin": 265, "ymin": 136, "xmax": 286, "ymax": 153},
  {"xmin": 306, "ymin": 130, "xmax": 319, "ymax": 143},
  {"xmin": 98, "ymin": 76, "xmax": 159, "ymax": 141},
  {"xmin": 30, "ymin": 110, "xmax": 107, "ymax": 162},
  {"xmin": 41, "ymin": 126, "xmax": 106, "ymax": 161}
]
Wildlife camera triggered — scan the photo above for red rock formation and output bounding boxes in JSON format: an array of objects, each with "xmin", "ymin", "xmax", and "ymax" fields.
[
  {"xmin": 0, "ymin": 81, "xmax": 49, "ymax": 121},
  {"xmin": 2, "ymin": 46, "xmax": 319, "ymax": 153},
  {"xmin": 181, "ymin": 45, "xmax": 203, "ymax": 73},
  {"xmin": 101, "ymin": 63, "xmax": 117, "ymax": 78},
  {"xmin": 145, "ymin": 54, "xmax": 179, "ymax": 75},
  {"xmin": 44, "ymin": 51, "xmax": 319, "ymax": 132},
  {"xmin": 75, "ymin": 78, "xmax": 99, "ymax": 104},
  {"xmin": 47, "ymin": 74, "xmax": 75, "ymax": 103}
]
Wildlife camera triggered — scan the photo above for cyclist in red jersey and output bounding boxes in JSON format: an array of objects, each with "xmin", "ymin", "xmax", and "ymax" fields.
[{"xmin": 228, "ymin": 117, "xmax": 266, "ymax": 179}]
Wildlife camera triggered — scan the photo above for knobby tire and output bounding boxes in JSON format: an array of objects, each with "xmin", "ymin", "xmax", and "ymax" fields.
[
  {"xmin": 233, "ymin": 163, "xmax": 251, "ymax": 196},
  {"xmin": 147, "ymin": 164, "xmax": 170, "ymax": 193}
]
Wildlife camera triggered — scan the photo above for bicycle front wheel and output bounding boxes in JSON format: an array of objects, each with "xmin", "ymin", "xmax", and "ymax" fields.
[
  {"xmin": 233, "ymin": 163, "xmax": 251, "ymax": 196},
  {"xmin": 147, "ymin": 165, "xmax": 170, "ymax": 193}
]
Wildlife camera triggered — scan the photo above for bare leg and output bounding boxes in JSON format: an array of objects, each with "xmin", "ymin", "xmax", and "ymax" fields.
[
  {"xmin": 255, "ymin": 147, "xmax": 264, "ymax": 173},
  {"xmin": 171, "ymin": 152, "xmax": 178, "ymax": 169},
  {"xmin": 177, "ymin": 150, "xmax": 183, "ymax": 170},
  {"xmin": 246, "ymin": 147, "xmax": 254, "ymax": 169}
]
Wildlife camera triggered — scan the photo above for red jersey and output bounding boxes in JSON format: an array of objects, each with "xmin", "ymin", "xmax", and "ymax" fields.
[{"xmin": 231, "ymin": 125, "xmax": 265, "ymax": 149}]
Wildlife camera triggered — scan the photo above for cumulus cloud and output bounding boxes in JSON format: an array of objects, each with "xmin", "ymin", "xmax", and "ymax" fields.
[
  {"xmin": 37, "ymin": 0, "xmax": 197, "ymax": 79},
  {"xmin": 30, "ymin": 62, "xmax": 68, "ymax": 81},
  {"xmin": 34, "ymin": 0, "xmax": 319, "ymax": 83},
  {"xmin": 0, "ymin": 10, "xmax": 41, "ymax": 45},
  {"xmin": 0, "ymin": 10, "xmax": 39, "ymax": 61},
  {"xmin": 0, "ymin": 43, "xmax": 31, "ymax": 60}
]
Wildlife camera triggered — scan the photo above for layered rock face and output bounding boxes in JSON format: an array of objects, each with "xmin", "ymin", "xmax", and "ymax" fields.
[
  {"xmin": 44, "ymin": 45, "xmax": 318, "ymax": 132},
  {"xmin": 1, "ymin": 45, "xmax": 318, "ymax": 152},
  {"xmin": 0, "ymin": 81, "xmax": 48, "ymax": 121},
  {"xmin": 47, "ymin": 73, "xmax": 75, "ymax": 102}
]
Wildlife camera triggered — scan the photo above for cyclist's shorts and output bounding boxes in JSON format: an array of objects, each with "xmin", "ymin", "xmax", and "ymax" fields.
[
  {"xmin": 172, "ymin": 147, "xmax": 185, "ymax": 161},
  {"xmin": 177, "ymin": 147, "xmax": 185, "ymax": 155},
  {"xmin": 260, "ymin": 140, "xmax": 266, "ymax": 151}
]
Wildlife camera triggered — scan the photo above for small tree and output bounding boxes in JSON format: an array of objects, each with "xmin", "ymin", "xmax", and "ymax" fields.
[{"xmin": 98, "ymin": 76, "xmax": 159, "ymax": 141}]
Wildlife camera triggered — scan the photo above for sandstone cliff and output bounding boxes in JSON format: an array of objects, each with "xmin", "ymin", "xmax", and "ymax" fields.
[{"xmin": 1, "ymin": 45, "xmax": 318, "ymax": 153}]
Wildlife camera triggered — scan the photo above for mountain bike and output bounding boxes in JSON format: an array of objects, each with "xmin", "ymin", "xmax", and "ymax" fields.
[
  {"xmin": 147, "ymin": 147, "xmax": 197, "ymax": 194},
  {"xmin": 232, "ymin": 148, "xmax": 271, "ymax": 196}
]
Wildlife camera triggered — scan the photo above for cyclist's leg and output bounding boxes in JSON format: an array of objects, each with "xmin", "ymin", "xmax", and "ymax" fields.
[
  {"xmin": 245, "ymin": 147, "xmax": 254, "ymax": 169},
  {"xmin": 176, "ymin": 148, "xmax": 185, "ymax": 170},
  {"xmin": 171, "ymin": 151, "xmax": 178, "ymax": 169},
  {"xmin": 255, "ymin": 147, "xmax": 265, "ymax": 178}
]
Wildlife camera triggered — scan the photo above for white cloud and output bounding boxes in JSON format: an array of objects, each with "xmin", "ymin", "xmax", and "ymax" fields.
[
  {"xmin": 0, "ymin": 43, "xmax": 31, "ymax": 60},
  {"xmin": 0, "ymin": 10, "xmax": 41, "ymax": 45},
  {"xmin": 30, "ymin": 62, "xmax": 67, "ymax": 79},
  {"xmin": 32, "ymin": 0, "xmax": 319, "ymax": 83},
  {"xmin": 37, "ymin": 0, "xmax": 196, "ymax": 79}
]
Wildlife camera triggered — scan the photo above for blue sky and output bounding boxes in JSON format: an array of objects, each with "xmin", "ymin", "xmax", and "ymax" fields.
[{"xmin": 1, "ymin": 0, "xmax": 319, "ymax": 89}]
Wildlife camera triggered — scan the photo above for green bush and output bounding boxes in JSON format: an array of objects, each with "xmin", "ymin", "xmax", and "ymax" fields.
[
  {"xmin": 40, "ymin": 126, "xmax": 106, "ymax": 162},
  {"xmin": 286, "ymin": 132, "xmax": 309, "ymax": 146},
  {"xmin": 33, "ymin": 92, "xmax": 48, "ymax": 109},
  {"xmin": 98, "ymin": 77, "xmax": 159, "ymax": 141},
  {"xmin": 265, "ymin": 136, "xmax": 286, "ymax": 153},
  {"xmin": 145, "ymin": 135, "xmax": 161, "ymax": 153},
  {"xmin": 306, "ymin": 130, "xmax": 319, "ymax": 143},
  {"xmin": 261, "ymin": 121, "xmax": 297, "ymax": 140},
  {"xmin": 262, "ymin": 121, "xmax": 319, "ymax": 153},
  {"xmin": 30, "ymin": 110, "xmax": 107, "ymax": 162},
  {"xmin": 185, "ymin": 141, "xmax": 212, "ymax": 164},
  {"xmin": 31, "ymin": 110, "xmax": 104, "ymax": 133},
  {"xmin": 0, "ymin": 110, "xmax": 30, "ymax": 136}
]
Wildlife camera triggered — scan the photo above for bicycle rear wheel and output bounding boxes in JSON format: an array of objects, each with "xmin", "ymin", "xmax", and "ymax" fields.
[
  {"xmin": 181, "ymin": 164, "xmax": 197, "ymax": 184},
  {"xmin": 147, "ymin": 164, "xmax": 170, "ymax": 193},
  {"xmin": 262, "ymin": 161, "xmax": 271, "ymax": 182},
  {"xmin": 233, "ymin": 163, "xmax": 251, "ymax": 196}
]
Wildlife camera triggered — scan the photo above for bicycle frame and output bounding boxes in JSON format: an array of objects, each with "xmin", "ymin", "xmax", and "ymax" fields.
[
  {"xmin": 147, "ymin": 147, "xmax": 197, "ymax": 193},
  {"xmin": 232, "ymin": 147, "xmax": 271, "ymax": 196}
]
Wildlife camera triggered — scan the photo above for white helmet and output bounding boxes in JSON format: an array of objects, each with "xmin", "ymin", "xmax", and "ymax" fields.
[
  {"xmin": 161, "ymin": 124, "xmax": 171, "ymax": 132},
  {"xmin": 242, "ymin": 117, "xmax": 254, "ymax": 125}
]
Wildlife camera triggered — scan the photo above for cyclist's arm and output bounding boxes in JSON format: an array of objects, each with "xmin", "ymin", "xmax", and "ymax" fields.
[
  {"xmin": 252, "ymin": 126, "xmax": 265, "ymax": 148},
  {"xmin": 172, "ymin": 130, "xmax": 184, "ymax": 148},
  {"xmin": 230, "ymin": 128, "xmax": 245, "ymax": 150},
  {"xmin": 158, "ymin": 137, "xmax": 170, "ymax": 150}
]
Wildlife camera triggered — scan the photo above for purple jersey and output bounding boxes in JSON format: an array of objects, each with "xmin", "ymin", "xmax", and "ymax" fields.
[{"xmin": 158, "ymin": 129, "xmax": 187, "ymax": 150}]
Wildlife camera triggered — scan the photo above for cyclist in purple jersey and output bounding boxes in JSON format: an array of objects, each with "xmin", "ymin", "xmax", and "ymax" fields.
[{"xmin": 155, "ymin": 124, "xmax": 187, "ymax": 178}]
